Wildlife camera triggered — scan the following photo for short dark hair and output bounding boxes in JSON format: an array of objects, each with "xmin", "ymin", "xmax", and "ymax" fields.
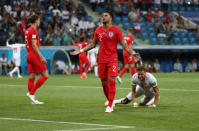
[
  {"xmin": 28, "ymin": 14, "xmax": 39, "ymax": 24},
  {"xmin": 127, "ymin": 28, "xmax": 133, "ymax": 34},
  {"xmin": 103, "ymin": 10, "xmax": 114, "ymax": 20},
  {"xmin": 136, "ymin": 65, "xmax": 146, "ymax": 72}
]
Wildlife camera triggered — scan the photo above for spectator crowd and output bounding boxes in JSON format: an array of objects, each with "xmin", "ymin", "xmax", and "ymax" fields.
[{"xmin": 0, "ymin": 0, "xmax": 99, "ymax": 46}]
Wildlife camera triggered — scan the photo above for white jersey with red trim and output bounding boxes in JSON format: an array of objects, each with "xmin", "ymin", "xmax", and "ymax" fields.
[
  {"xmin": 7, "ymin": 43, "xmax": 25, "ymax": 59},
  {"xmin": 132, "ymin": 72, "xmax": 157, "ymax": 96}
]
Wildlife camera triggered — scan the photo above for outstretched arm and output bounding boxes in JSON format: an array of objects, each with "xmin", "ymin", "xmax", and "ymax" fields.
[
  {"xmin": 17, "ymin": 43, "xmax": 26, "ymax": 47},
  {"xmin": 6, "ymin": 40, "xmax": 12, "ymax": 47},
  {"xmin": 70, "ymin": 40, "xmax": 97, "ymax": 55},
  {"xmin": 72, "ymin": 41, "xmax": 78, "ymax": 46},
  {"xmin": 148, "ymin": 86, "xmax": 160, "ymax": 108},
  {"xmin": 132, "ymin": 85, "xmax": 138, "ymax": 107}
]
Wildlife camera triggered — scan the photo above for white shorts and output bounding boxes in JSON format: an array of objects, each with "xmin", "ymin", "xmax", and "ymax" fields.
[
  {"xmin": 90, "ymin": 58, "xmax": 97, "ymax": 67},
  {"xmin": 13, "ymin": 57, "xmax": 21, "ymax": 66},
  {"xmin": 126, "ymin": 85, "xmax": 156, "ymax": 106}
]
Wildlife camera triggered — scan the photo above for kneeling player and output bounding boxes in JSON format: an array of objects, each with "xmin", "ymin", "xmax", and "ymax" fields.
[{"xmin": 106, "ymin": 65, "xmax": 160, "ymax": 107}]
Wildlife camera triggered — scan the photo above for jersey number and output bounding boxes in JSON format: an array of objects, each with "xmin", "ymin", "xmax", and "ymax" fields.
[{"xmin": 113, "ymin": 66, "xmax": 116, "ymax": 72}]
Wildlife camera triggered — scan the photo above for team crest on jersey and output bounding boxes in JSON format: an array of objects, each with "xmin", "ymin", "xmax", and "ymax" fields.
[{"xmin": 109, "ymin": 32, "xmax": 113, "ymax": 38}]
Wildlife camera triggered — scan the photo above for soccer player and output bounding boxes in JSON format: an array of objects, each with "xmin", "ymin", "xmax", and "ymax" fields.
[
  {"xmin": 87, "ymin": 46, "xmax": 98, "ymax": 77},
  {"xmin": 0, "ymin": 53, "xmax": 9, "ymax": 75},
  {"xmin": 70, "ymin": 11, "xmax": 138, "ymax": 113},
  {"xmin": 117, "ymin": 28, "xmax": 136, "ymax": 83},
  {"xmin": 72, "ymin": 38, "xmax": 90, "ymax": 79},
  {"xmin": 7, "ymin": 40, "xmax": 25, "ymax": 78},
  {"xmin": 25, "ymin": 14, "xmax": 48, "ymax": 104},
  {"xmin": 106, "ymin": 65, "xmax": 160, "ymax": 108}
]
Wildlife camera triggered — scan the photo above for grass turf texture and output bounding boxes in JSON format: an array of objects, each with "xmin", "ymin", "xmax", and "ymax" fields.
[{"xmin": 0, "ymin": 73, "xmax": 199, "ymax": 131}]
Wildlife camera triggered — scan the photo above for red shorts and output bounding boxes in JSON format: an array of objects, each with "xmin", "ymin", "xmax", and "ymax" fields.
[
  {"xmin": 27, "ymin": 54, "xmax": 47, "ymax": 73},
  {"xmin": 79, "ymin": 56, "xmax": 90, "ymax": 65},
  {"xmin": 123, "ymin": 54, "xmax": 135, "ymax": 64},
  {"xmin": 98, "ymin": 63, "xmax": 118, "ymax": 79}
]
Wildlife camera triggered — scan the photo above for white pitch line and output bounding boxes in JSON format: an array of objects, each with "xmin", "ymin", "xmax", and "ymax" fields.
[
  {"xmin": 0, "ymin": 84, "xmax": 199, "ymax": 92},
  {"xmin": 0, "ymin": 117, "xmax": 134, "ymax": 130},
  {"xmin": 56, "ymin": 127, "xmax": 130, "ymax": 131}
]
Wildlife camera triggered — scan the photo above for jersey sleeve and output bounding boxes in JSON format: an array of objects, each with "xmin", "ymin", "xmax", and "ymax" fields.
[
  {"xmin": 93, "ymin": 29, "xmax": 99, "ymax": 42},
  {"xmin": 30, "ymin": 30, "xmax": 37, "ymax": 41},
  {"xmin": 131, "ymin": 37, "xmax": 134, "ymax": 46},
  {"xmin": 20, "ymin": 44, "xmax": 26, "ymax": 47},
  {"xmin": 131, "ymin": 74, "xmax": 137, "ymax": 86},
  {"xmin": 150, "ymin": 74, "xmax": 158, "ymax": 88},
  {"xmin": 117, "ymin": 28, "xmax": 123, "ymax": 43}
]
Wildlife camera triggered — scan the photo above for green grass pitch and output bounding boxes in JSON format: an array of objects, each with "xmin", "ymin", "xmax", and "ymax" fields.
[{"xmin": 0, "ymin": 73, "xmax": 199, "ymax": 131}]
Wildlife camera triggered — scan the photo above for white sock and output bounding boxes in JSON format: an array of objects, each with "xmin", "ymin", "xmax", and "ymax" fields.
[
  {"xmin": 10, "ymin": 67, "xmax": 18, "ymax": 75},
  {"xmin": 114, "ymin": 98, "xmax": 125, "ymax": 104},
  {"xmin": 16, "ymin": 67, "xmax": 20, "ymax": 77},
  {"xmin": 94, "ymin": 66, "xmax": 98, "ymax": 77}
]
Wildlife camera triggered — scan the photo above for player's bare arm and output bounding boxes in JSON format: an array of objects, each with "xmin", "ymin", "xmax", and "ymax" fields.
[
  {"xmin": 132, "ymin": 85, "xmax": 138, "ymax": 107},
  {"xmin": 121, "ymin": 40, "xmax": 139, "ymax": 61},
  {"xmin": 148, "ymin": 86, "xmax": 160, "ymax": 108},
  {"xmin": 31, "ymin": 40, "xmax": 46, "ymax": 64},
  {"xmin": 6, "ymin": 40, "xmax": 11, "ymax": 47},
  {"xmin": 70, "ymin": 40, "xmax": 97, "ymax": 55}
]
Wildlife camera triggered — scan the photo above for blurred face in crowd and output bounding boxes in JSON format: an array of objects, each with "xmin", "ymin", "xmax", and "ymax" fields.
[
  {"xmin": 137, "ymin": 70, "xmax": 146, "ymax": 81},
  {"xmin": 2, "ymin": 53, "xmax": 5, "ymax": 58},
  {"xmin": 102, "ymin": 12, "xmax": 112, "ymax": 25}
]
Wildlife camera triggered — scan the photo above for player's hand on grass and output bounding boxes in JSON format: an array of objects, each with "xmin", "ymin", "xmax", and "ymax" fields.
[
  {"xmin": 133, "ymin": 102, "xmax": 138, "ymax": 108},
  {"xmin": 70, "ymin": 48, "xmax": 80, "ymax": 55},
  {"xmin": 148, "ymin": 104, "xmax": 156, "ymax": 108}
]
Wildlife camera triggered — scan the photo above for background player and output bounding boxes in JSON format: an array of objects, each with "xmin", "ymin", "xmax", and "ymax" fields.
[
  {"xmin": 70, "ymin": 11, "xmax": 139, "ymax": 113},
  {"xmin": 106, "ymin": 65, "xmax": 160, "ymax": 108},
  {"xmin": 7, "ymin": 40, "xmax": 25, "ymax": 78},
  {"xmin": 0, "ymin": 53, "xmax": 10, "ymax": 75},
  {"xmin": 117, "ymin": 28, "xmax": 136, "ymax": 83},
  {"xmin": 87, "ymin": 46, "xmax": 98, "ymax": 77},
  {"xmin": 72, "ymin": 37, "xmax": 90, "ymax": 79},
  {"xmin": 25, "ymin": 14, "xmax": 48, "ymax": 104}
]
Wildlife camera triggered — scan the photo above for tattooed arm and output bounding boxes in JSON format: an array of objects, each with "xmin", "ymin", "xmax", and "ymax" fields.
[
  {"xmin": 120, "ymin": 40, "xmax": 133, "ymax": 55},
  {"xmin": 70, "ymin": 40, "xmax": 97, "ymax": 55},
  {"xmin": 120, "ymin": 40, "xmax": 139, "ymax": 61}
]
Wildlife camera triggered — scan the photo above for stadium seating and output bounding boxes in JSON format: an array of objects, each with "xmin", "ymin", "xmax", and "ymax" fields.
[
  {"xmin": 114, "ymin": 16, "xmax": 121, "ymax": 25},
  {"xmin": 189, "ymin": 37, "xmax": 197, "ymax": 45},
  {"xmin": 173, "ymin": 37, "xmax": 181, "ymax": 45},
  {"xmin": 122, "ymin": 16, "xmax": 129, "ymax": 23},
  {"xmin": 157, "ymin": 37, "xmax": 166, "ymax": 45},
  {"xmin": 182, "ymin": 37, "xmax": 189, "ymax": 45},
  {"xmin": 123, "ymin": 22, "xmax": 130, "ymax": 30},
  {"xmin": 141, "ymin": 32, "xmax": 148, "ymax": 40},
  {"xmin": 150, "ymin": 37, "xmax": 157, "ymax": 45}
]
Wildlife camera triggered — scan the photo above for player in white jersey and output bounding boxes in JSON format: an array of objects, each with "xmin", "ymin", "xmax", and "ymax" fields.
[
  {"xmin": 7, "ymin": 40, "xmax": 25, "ymax": 78},
  {"xmin": 87, "ymin": 46, "xmax": 98, "ymax": 77},
  {"xmin": 0, "ymin": 53, "xmax": 9, "ymax": 74},
  {"xmin": 105, "ymin": 65, "xmax": 160, "ymax": 108}
]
